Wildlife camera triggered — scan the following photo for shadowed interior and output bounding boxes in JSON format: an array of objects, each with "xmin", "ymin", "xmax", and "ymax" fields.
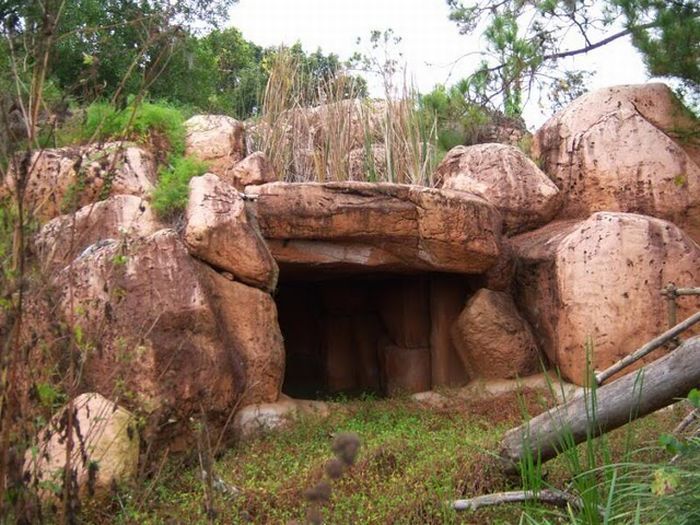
[{"xmin": 276, "ymin": 269, "xmax": 479, "ymax": 399}]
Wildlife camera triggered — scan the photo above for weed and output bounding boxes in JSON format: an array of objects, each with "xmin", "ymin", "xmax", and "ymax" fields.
[
  {"xmin": 82, "ymin": 100, "xmax": 187, "ymax": 156},
  {"xmin": 151, "ymin": 156, "xmax": 208, "ymax": 218}
]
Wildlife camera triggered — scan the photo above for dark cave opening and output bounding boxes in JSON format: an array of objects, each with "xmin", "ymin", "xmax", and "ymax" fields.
[{"xmin": 276, "ymin": 270, "xmax": 479, "ymax": 400}]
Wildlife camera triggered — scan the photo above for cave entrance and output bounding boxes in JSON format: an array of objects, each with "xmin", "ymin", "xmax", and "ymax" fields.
[{"xmin": 276, "ymin": 271, "xmax": 477, "ymax": 400}]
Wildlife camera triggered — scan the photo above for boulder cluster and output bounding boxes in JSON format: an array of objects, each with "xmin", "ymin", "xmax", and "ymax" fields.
[{"xmin": 7, "ymin": 83, "xmax": 700, "ymax": 493}]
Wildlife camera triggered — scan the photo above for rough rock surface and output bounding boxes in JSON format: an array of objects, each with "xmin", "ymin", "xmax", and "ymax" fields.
[
  {"xmin": 452, "ymin": 289, "xmax": 540, "ymax": 379},
  {"xmin": 185, "ymin": 115, "xmax": 246, "ymax": 178},
  {"xmin": 5, "ymin": 143, "xmax": 156, "ymax": 221},
  {"xmin": 24, "ymin": 393, "xmax": 138, "ymax": 497},
  {"xmin": 54, "ymin": 229, "xmax": 243, "ymax": 443},
  {"xmin": 247, "ymin": 181, "xmax": 502, "ymax": 274},
  {"xmin": 184, "ymin": 173, "xmax": 278, "ymax": 291},
  {"xmin": 534, "ymin": 84, "xmax": 700, "ymax": 241},
  {"xmin": 35, "ymin": 195, "xmax": 161, "ymax": 270},
  {"xmin": 232, "ymin": 395, "xmax": 330, "ymax": 439},
  {"xmin": 202, "ymin": 268, "xmax": 284, "ymax": 406},
  {"xmin": 229, "ymin": 151, "xmax": 277, "ymax": 189},
  {"xmin": 435, "ymin": 143, "xmax": 561, "ymax": 234},
  {"xmin": 512, "ymin": 212, "xmax": 700, "ymax": 385}
]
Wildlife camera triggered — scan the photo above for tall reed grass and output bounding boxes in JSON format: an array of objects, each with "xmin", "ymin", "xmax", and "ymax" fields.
[
  {"xmin": 513, "ymin": 343, "xmax": 699, "ymax": 524},
  {"xmin": 250, "ymin": 49, "xmax": 439, "ymax": 186}
]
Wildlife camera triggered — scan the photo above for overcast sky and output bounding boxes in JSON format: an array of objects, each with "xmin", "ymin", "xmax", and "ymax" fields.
[{"xmin": 228, "ymin": 0, "xmax": 651, "ymax": 128}]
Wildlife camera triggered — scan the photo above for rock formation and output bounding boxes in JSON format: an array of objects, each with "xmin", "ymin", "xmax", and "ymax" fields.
[
  {"xmin": 452, "ymin": 289, "xmax": 540, "ymax": 379},
  {"xmin": 184, "ymin": 114, "xmax": 246, "ymax": 180},
  {"xmin": 18, "ymin": 81, "xmax": 700, "ymax": 457},
  {"xmin": 24, "ymin": 393, "xmax": 139, "ymax": 498},
  {"xmin": 435, "ymin": 143, "xmax": 561, "ymax": 235},
  {"xmin": 533, "ymin": 83, "xmax": 700, "ymax": 242},
  {"xmin": 512, "ymin": 212, "xmax": 700, "ymax": 384}
]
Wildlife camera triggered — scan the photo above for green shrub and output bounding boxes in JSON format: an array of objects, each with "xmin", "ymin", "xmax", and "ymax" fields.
[
  {"xmin": 82, "ymin": 100, "xmax": 187, "ymax": 155},
  {"xmin": 151, "ymin": 156, "xmax": 208, "ymax": 218}
]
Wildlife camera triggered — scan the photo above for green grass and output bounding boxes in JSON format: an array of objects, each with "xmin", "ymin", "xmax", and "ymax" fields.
[
  {"xmin": 82, "ymin": 101, "xmax": 187, "ymax": 155},
  {"xmin": 81, "ymin": 395, "xmax": 520, "ymax": 524},
  {"xmin": 151, "ymin": 156, "xmax": 208, "ymax": 218},
  {"xmin": 75, "ymin": 389, "xmax": 692, "ymax": 525}
]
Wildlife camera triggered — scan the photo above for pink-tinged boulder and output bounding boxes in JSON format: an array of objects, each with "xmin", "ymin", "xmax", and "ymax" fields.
[
  {"xmin": 534, "ymin": 83, "xmax": 700, "ymax": 242},
  {"xmin": 185, "ymin": 115, "xmax": 246, "ymax": 178},
  {"xmin": 184, "ymin": 173, "xmax": 278, "ymax": 291},
  {"xmin": 247, "ymin": 181, "xmax": 502, "ymax": 275},
  {"xmin": 4, "ymin": 143, "xmax": 156, "ymax": 222},
  {"xmin": 24, "ymin": 393, "xmax": 139, "ymax": 498},
  {"xmin": 434, "ymin": 143, "xmax": 561, "ymax": 234},
  {"xmin": 229, "ymin": 151, "xmax": 277, "ymax": 189},
  {"xmin": 232, "ymin": 395, "xmax": 330, "ymax": 439},
  {"xmin": 54, "ymin": 230, "xmax": 243, "ymax": 444},
  {"xmin": 451, "ymin": 289, "xmax": 540, "ymax": 379},
  {"xmin": 34, "ymin": 195, "xmax": 161, "ymax": 270},
  {"xmin": 512, "ymin": 212, "xmax": 700, "ymax": 385},
  {"xmin": 201, "ymin": 268, "xmax": 284, "ymax": 406}
]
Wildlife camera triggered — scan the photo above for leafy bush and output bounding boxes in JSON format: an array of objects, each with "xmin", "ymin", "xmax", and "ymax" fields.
[
  {"xmin": 420, "ymin": 81, "xmax": 491, "ymax": 156},
  {"xmin": 82, "ymin": 100, "xmax": 187, "ymax": 155},
  {"xmin": 151, "ymin": 156, "xmax": 208, "ymax": 218}
]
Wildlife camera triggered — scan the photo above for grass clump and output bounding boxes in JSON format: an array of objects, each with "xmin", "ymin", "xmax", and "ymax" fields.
[
  {"xmin": 78, "ymin": 99, "xmax": 206, "ymax": 218},
  {"xmin": 83, "ymin": 100, "xmax": 187, "ymax": 155},
  {"xmin": 151, "ymin": 156, "xmax": 208, "ymax": 218}
]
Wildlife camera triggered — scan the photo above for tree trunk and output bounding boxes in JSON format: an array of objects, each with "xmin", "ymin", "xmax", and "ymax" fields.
[{"xmin": 499, "ymin": 336, "xmax": 700, "ymax": 472}]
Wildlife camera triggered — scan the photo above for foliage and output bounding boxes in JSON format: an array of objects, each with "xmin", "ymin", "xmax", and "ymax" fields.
[
  {"xmin": 446, "ymin": 0, "xmax": 700, "ymax": 116},
  {"xmin": 419, "ymin": 81, "xmax": 492, "ymax": 155},
  {"xmin": 151, "ymin": 156, "xmax": 208, "ymax": 218},
  {"xmin": 253, "ymin": 47, "xmax": 436, "ymax": 185},
  {"xmin": 83, "ymin": 100, "xmax": 187, "ymax": 154}
]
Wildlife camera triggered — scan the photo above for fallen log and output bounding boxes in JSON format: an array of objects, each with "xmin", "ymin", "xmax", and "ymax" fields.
[
  {"xmin": 500, "ymin": 336, "xmax": 700, "ymax": 472},
  {"xmin": 452, "ymin": 489, "xmax": 585, "ymax": 512},
  {"xmin": 595, "ymin": 310, "xmax": 700, "ymax": 385}
]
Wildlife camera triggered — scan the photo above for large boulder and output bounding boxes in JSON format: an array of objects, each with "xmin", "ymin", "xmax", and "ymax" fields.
[
  {"xmin": 34, "ymin": 195, "xmax": 161, "ymax": 270},
  {"xmin": 201, "ymin": 268, "xmax": 284, "ymax": 406},
  {"xmin": 512, "ymin": 212, "xmax": 700, "ymax": 385},
  {"xmin": 232, "ymin": 395, "xmax": 329, "ymax": 440},
  {"xmin": 247, "ymin": 181, "xmax": 502, "ymax": 275},
  {"xmin": 451, "ymin": 289, "xmax": 540, "ymax": 379},
  {"xmin": 53, "ymin": 229, "xmax": 244, "ymax": 444},
  {"xmin": 534, "ymin": 83, "xmax": 700, "ymax": 242},
  {"xmin": 229, "ymin": 151, "xmax": 277, "ymax": 189},
  {"xmin": 184, "ymin": 173, "xmax": 278, "ymax": 291},
  {"xmin": 434, "ymin": 143, "xmax": 561, "ymax": 234},
  {"xmin": 184, "ymin": 115, "xmax": 246, "ymax": 180},
  {"xmin": 4, "ymin": 143, "xmax": 156, "ymax": 222},
  {"xmin": 24, "ymin": 393, "xmax": 139, "ymax": 498}
]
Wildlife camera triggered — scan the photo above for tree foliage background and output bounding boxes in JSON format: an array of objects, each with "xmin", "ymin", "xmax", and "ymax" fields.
[{"xmin": 446, "ymin": 0, "xmax": 700, "ymax": 116}]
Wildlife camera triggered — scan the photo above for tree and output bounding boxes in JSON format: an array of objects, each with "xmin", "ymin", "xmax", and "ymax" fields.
[{"xmin": 447, "ymin": 0, "xmax": 700, "ymax": 116}]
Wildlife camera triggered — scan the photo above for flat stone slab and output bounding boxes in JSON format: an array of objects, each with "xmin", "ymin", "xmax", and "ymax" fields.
[{"xmin": 246, "ymin": 181, "xmax": 503, "ymax": 275}]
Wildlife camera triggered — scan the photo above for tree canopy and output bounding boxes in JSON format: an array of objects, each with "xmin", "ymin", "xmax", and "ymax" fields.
[{"xmin": 446, "ymin": 0, "xmax": 700, "ymax": 116}]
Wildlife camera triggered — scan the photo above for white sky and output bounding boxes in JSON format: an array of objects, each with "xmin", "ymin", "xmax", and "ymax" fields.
[{"xmin": 228, "ymin": 0, "xmax": 651, "ymax": 129}]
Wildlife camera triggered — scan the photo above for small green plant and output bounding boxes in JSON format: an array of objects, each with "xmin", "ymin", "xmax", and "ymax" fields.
[
  {"xmin": 82, "ymin": 100, "xmax": 187, "ymax": 155},
  {"xmin": 151, "ymin": 156, "xmax": 208, "ymax": 218}
]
